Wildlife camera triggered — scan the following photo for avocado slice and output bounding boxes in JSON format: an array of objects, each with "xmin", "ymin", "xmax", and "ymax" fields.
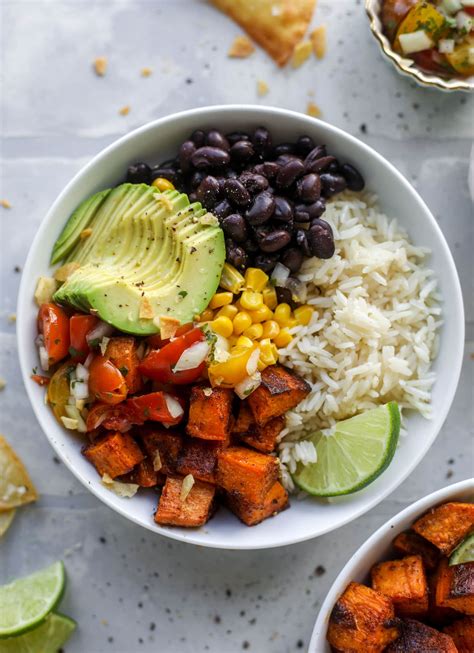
[{"xmin": 52, "ymin": 183, "xmax": 225, "ymax": 335}]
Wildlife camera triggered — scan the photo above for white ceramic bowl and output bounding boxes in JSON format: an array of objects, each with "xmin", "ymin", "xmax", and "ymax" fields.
[
  {"xmin": 310, "ymin": 478, "xmax": 474, "ymax": 651},
  {"xmin": 17, "ymin": 105, "xmax": 464, "ymax": 549}
]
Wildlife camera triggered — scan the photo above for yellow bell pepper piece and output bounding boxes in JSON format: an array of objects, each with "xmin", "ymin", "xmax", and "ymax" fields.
[
  {"xmin": 243, "ymin": 323, "xmax": 264, "ymax": 340},
  {"xmin": 209, "ymin": 292, "xmax": 233, "ymax": 310},
  {"xmin": 210, "ymin": 316, "xmax": 234, "ymax": 338},
  {"xmin": 219, "ymin": 263, "xmax": 245, "ymax": 294},
  {"xmin": 233, "ymin": 311, "xmax": 253, "ymax": 335},
  {"xmin": 294, "ymin": 305, "xmax": 314, "ymax": 326},
  {"xmin": 248, "ymin": 305, "xmax": 274, "ymax": 324},
  {"xmin": 261, "ymin": 320, "xmax": 280, "ymax": 339},
  {"xmin": 394, "ymin": 2, "xmax": 448, "ymax": 53},
  {"xmin": 216, "ymin": 304, "xmax": 239, "ymax": 320},
  {"xmin": 262, "ymin": 286, "xmax": 278, "ymax": 310},
  {"xmin": 274, "ymin": 328, "xmax": 293, "ymax": 348},
  {"xmin": 244, "ymin": 267, "xmax": 269, "ymax": 292},
  {"xmin": 445, "ymin": 34, "xmax": 474, "ymax": 77},
  {"xmin": 151, "ymin": 177, "xmax": 175, "ymax": 191},
  {"xmin": 240, "ymin": 290, "xmax": 264, "ymax": 311},
  {"xmin": 208, "ymin": 344, "xmax": 258, "ymax": 387}
]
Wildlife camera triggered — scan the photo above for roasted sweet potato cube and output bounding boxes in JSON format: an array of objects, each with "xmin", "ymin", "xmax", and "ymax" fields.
[
  {"xmin": 247, "ymin": 365, "xmax": 310, "ymax": 426},
  {"xmin": 385, "ymin": 618, "xmax": 458, "ymax": 652},
  {"xmin": 436, "ymin": 559, "xmax": 474, "ymax": 615},
  {"xmin": 216, "ymin": 446, "xmax": 279, "ymax": 504},
  {"xmin": 186, "ymin": 386, "xmax": 233, "ymax": 441},
  {"xmin": 154, "ymin": 475, "xmax": 216, "ymax": 527},
  {"xmin": 105, "ymin": 337, "xmax": 142, "ymax": 394},
  {"xmin": 125, "ymin": 457, "xmax": 163, "ymax": 487},
  {"xmin": 412, "ymin": 502, "xmax": 474, "ymax": 555},
  {"xmin": 176, "ymin": 439, "xmax": 224, "ymax": 484},
  {"xmin": 226, "ymin": 481, "xmax": 288, "ymax": 526},
  {"xmin": 83, "ymin": 431, "xmax": 144, "ymax": 478},
  {"xmin": 233, "ymin": 403, "xmax": 283, "ymax": 453},
  {"xmin": 427, "ymin": 569, "xmax": 460, "ymax": 626},
  {"xmin": 371, "ymin": 555, "xmax": 429, "ymax": 618},
  {"xmin": 327, "ymin": 582, "xmax": 400, "ymax": 653},
  {"xmin": 444, "ymin": 616, "xmax": 474, "ymax": 653},
  {"xmin": 139, "ymin": 427, "xmax": 182, "ymax": 475},
  {"xmin": 393, "ymin": 530, "xmax": 441, "ymax": 571}
]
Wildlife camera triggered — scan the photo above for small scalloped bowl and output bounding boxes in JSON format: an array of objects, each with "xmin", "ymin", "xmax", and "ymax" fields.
[
  {"xmin": 365, "ymin": 0, "xmax": 474, "ymax": 92},
  {"xmin": 309, "ymin": 478, "xmax": 474, "ymax": 651}
]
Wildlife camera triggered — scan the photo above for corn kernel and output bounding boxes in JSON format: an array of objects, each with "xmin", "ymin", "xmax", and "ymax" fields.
[
  {"xmin": 199, "ymin": 308, "xmax": 214, "ymax": 322},
  {"xmin": 216, "ymin": 304, "xmax": 238, "ymax": 320},
  {"xmin": 294, "ymin": 305, "xmax": 314, "ymax": 326},
  {"xmin": 243, "ymin": 323, "xmax": 264, "ymax": 340},
  {"xmin": 262, "ymin": 286, "xmax": 278, "ymax": 310},
  {"xmin": 209, "ymin": 292, "xmax": 233, "ymax": 310},
  {"xmin": 152, "ymin": 177, "xmax": 175, "ymax": 191},
  {"xmin": 210, "ymin": 316, "xmax": 233, "ymax": 338},
  {"xmin": 240, "ymin": 290, "xmax": 264, "ymax": 311},
  {"xmin": 220, "ymin": 263, "xmax": 245, "ymax": 294},
  {"xmin": 235, "ymin": 335, "xmax": 253, "ymax": 349},
  {"xmin": 228, "ymin": 335, "xmax": 238, "ymax": 348},
  {"xmin": 274, "ymin": 328, "xmax": 293, "ymax": 348},
  {"xmin": 261, "ymin": 320, "xmax": 280, "ymax": 339},
  {"xmin": 249, "ymin": 305, "xmax": 273, "ymax": 324},
  {"xmin": 244, "ymin": 268, "xmax": 269, "ymax": 293},
  {"xmin": 274, "ymin": 303, "xmax": 292, "ymax": 326},
  {"xmin": 233, "ymin": 311, "xmax": 253, "ymax": 335},
  {"xmin": 259, "ymin": 338, "xmax": 279, "ymax": 366}
]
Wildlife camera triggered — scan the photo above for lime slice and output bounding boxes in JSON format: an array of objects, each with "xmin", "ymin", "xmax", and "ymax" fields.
[
  {"xmin": 450, "ymin": 532, "xmax": 474, "ymax": 566},
  {"xmin": 293, "ymin": 402, "xmax": 400, "ymax": 497},
  {"xmin": 0, "ymin": 562, "xmax": 65, "ymax": 638},
  {"xmin": 0, "ymin": 613, "xmax": 76, "ymax": 653}
]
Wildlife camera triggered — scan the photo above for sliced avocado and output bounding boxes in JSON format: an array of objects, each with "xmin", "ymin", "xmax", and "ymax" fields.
[
  {"xmin": 53, "ymin": 184, "xmax": 225, "ymax": 335},
  {"xmin": 51, "ymin": 188, "xmax": 112, "ymax": 264}
]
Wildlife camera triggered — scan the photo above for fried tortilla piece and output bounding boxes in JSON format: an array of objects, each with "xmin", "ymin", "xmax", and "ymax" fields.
[
  {"xmin": 154, "ymin": 475, "xmax": 216, "ymax": 527},
  {"xmin": 226, "ymin": 481, "xmax": 288, "ymax": 526},
  {"xmin": 0, "ymin": 509, "xmax": 16, "ymax": 539},
  {"xmin": 83, "ymin": 431, "xmax": 144, "ymax": 478},
  {"xmin": 412, "ymin": 502, "xmax": 474, "ymax": 555},
  {"xmin": 0, "ymin": 435, "xmax": 38, "ymax": 510},
  {"xmin": 187, "ymin": 386, "xmax": 233, "ymax": 441},
  {"xmin": 104, "ymin": 337, "xmax": 142, "ymax": 394},
  {"xmin": 327, "ymin": 582, "xmax": 400, "ymax": 652},
  {"xmin": 444, "ymin": 616, "xmax": 474, "ymax": 653},
  {"xmin": 371, "ymin": 555, "xmax": 429, "ymax": 618},
  {"xmin": 210, "ymin": 0, "xmax": 316, "ymax": 67},
  {"xmin": 247, "ymin": 365, "xmax": 310, "ymax": 426},
  {"xmin": 386, "ymin": 618, "xmax": 458, "ymax": 653},
  {"xmin": 139, "ymin": 426, "xmax": 182, "ymax": 476},
  {"xmin": 217, "ymin": 446, "xmax": 279, "ymax": 504},
  {"xmin": 392, "ymin": 530, "xmax": 441, "ymax": 571},
  {"xmin": 233, "ymin": 403, "xmax": 283, "ymax": 453},
  {"xmin": 435, "ymin": 559, "xmax": 474, "ymax": 615},
  {"xmin": 176, "ymin": 438, "xmax": 225, "ymax": 484}
]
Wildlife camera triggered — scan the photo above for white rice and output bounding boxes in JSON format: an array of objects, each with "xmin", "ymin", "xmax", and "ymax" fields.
[{"xmin": 278, "ymin": 192, "xmax": 441, "ymax": 491}]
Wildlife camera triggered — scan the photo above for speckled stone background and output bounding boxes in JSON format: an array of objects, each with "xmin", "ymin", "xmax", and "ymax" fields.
[{"xmin": 0, "ymin": 1, "xmax": 473, "ymax": 652}]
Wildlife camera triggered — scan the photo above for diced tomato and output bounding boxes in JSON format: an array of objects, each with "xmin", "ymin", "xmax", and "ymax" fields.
[
  {"xmin": 69, "ymin": 314, "xmax": 99, "ymax": 361},
  {"xmin": 139, "ymin": 327, "xmax": 206, "ymax": 384},
  {"xmin": 31, "ymin": 374, "xmax": 50, "ymax": 386},
  {"xmin": 86, "ymin": 403, "xmax": 136, "ymax": 432},
  {"xmin": 127, "ymin": 392, "xmax": 184, "ymax": 425},
  {"xmin": 412, "ymin": 48, "xmax": 450, "ymax": 74},
  {"xmin": 146, "ymin": 323, "xmax": 193, "ymax": 349},
  {"xmin": 464, "ymin": 7, "xmax": 474, "ymax": 16},
  {"xmin": 88, "ymin": 355, "xmax": 128, "ymax": 405},
  {"xmin": 37, "ymin": 303, "xmax": 70, "ymax": 365}
]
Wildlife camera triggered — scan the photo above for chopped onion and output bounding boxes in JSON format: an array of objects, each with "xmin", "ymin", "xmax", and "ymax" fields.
[
  {"xmin": 456, "ymin": 10, "xmax": 473, "ymax": 31},
  {"xmin": 99, "ymin": 336, "xmax": 110, "ymax": 356},
  {"xmin": 65, "ymin": 405, "xmax": 87, "ymax": 432},
  {"xmin": 35, "ymin": 334, "xmax": 44, "ymax": 347},
  {"xmin": 86, "ymin": 320, "xmax": 114, "ymax": 345},
  {"xmin": 39, "ymin": 345, "xmax": 49, "ymax": 371},
  {"xmin": 246, "ymin": 347, "xmax": 260, "ymax": 376},
  {"xmin": 180, "ymin": 474, "xmax": 195, "ymax": 502},
  {"xmin": 234, "ymin": 372, "xmax": 261, "ymax": 400},
  {"xmin": 399, "ymin": 31, "xmax": 434, "ymax": 55},
  {"xmin": 75, "ymin": 363, "xmax": 89, "ymax": 383},
  {"xmin": 84, "ymin": 353, "xmax": 94, "ymax": 368},
  {"xmin": 164, "ymin": 393, "xmax": 184, "ymax": 419},
  {"xmin": 152, "ymin": 451, "xmax": 162, "ymax": 472},
  {"xmin": 438, "ymin": 38, "xmax": 455, "ymax": 53},
  {"xmin": 442, "ymin": 0, "xmax": 462, "ymax": 13},
  {"xmin": 60, "ymin": 415, "xmax": 79, "ymax": 430},
  {"xmin": 173, "ymin": 341, "xmax": 210, "ymax": 373},
  {"xmin": 461, "ymin": 0, "xmax": 474, "ymax": 8},
  {"xmin": 71, "ymin": 378, "xmax": 89, "ymax": 401},
  {"xmin": 271, "ymin": 262, "xmax": 290, "ymax": 287}
]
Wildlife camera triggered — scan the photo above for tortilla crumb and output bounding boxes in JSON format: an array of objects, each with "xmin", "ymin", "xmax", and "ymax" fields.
[
  {"xmin": 34, "ymin": 276, "xmax": 58, "ymax": 306},
  {"xmin": 291, "ymin": 40, "xmax": 312, "ymax": 68},
  {"xmin": 257, "ymin": 80, "xmax": 269, "ymax": 96},
  {"xmin": 80, "ymin": 228, "xmax": 93, "ymax": 239},
  {"xmin": 54, "ymin": 262, "xmax": 81, "ymax": 282},
  {"xmin": 307, "ymin": 101, "xmax": 322, "ymax": 118},
  {"xmin": 139, "ymin": 297, "xmax": 154, "ymax": 320},
  {"xmin": 94, "ymin": 57, "xmax": 108, "ymax": 77},
  {"xmin": 0, "ymin": 378, "xmax": 5, "ymax": 391},
  {"xmin": 1, "ymin": 199, "xmax": 11, "ymax": 209},
  {"xmin": 228, "ymin": 35, "xmax": 255, "ymax": 58},
  {"xmin": 141, "ymin": 67, "xmax": 153, "ymax": 77},
  {"xmin": 119, "ymin": 105, "xmax": 131, "ymax": 116},
  {"xmin": 158, "ymin": 316, "xmax": 181, "ymax": 340},
  {"xmin": 310, "ymin": 25, "xmax": 327, "ymax": 59}
]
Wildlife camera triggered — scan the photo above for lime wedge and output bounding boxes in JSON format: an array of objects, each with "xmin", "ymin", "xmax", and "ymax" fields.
[
  {"xmin": 292, "ymin": 402, "xmax": 400, "ymax": 496},
  {"xmin": 450, "ymin": 532, "xmax": 474, "ymax": 566},
  {"xmin": 0, "ymin": 613, "xmax": 76, "ymax": 653},
  {"xmin": 0, "ymin": 562, "xmax": 65, "ymax": 639}
]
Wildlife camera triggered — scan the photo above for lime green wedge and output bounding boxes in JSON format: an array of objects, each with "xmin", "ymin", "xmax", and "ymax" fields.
[
  {"xmin": 0, "ymin": 562, "xmax": 65, "ymax": 639},
  {"xmin": 0, "ymin": 613, "xmax": 76, "ymax": 653},
  {"xmin": 293, "ymin": 402, "xmax": 400, "ymax": 497},
  {"xmin": 450, "ymin": 532, "xmax": 474, "ymax": 566}
]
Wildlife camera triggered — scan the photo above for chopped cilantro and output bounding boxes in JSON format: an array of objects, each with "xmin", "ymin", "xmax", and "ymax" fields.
[
  {"xmin": 178, "ymin": 290, "xmax": 188, "ymax": 298},
  {"xmin": 119, "ymin": 365, "xmax": 129, "ymax": 376},
  {"xmin": 54, "ymin": 338, "xmax": 61, "ymax": 345},
  {"xmin": 32, "ymin": 366, "xmax": 38, "ymax": 375},
  {"xmin": 88, "ymin": 337, "xmax": 100, "ymax": 348},
  {"xmin": 68, "ymin": 346, "xmax": 82, "ymax": 358}
]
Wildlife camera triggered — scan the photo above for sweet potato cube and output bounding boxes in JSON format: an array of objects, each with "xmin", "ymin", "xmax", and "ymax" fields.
[
  {"xmin": 154, "ymin": 475, "xmax": 216, "ymax": 527},
  {"xmin": 233, "ymin": 403, "xmax": 283, "ymax": 453},
  {"xmin": 226, "ymin": 481, "xmax": 288, "ymax": 526},
  {"xmin": 83, "ymin": 431, "xmax": 144, "ymax": 478},
  {"xmin": 216, "ymin": 446, "xmax": 279, "ymax": 504},
  {"xmin": 126, "ymin": 457, "xmax": 163, "ymax": 487},
  {"xmin": 186, "ymin": 386, "xmax": 233, "ymax": 441},
  {"xmin": 327, "ymin": 582, "xmax": 400, "ymax": 652},
  {"xmin": 247, "ymin": 365, "xmax": 310, "ymax": 426},
  {"xmin": 436, "ymin": 559, "xmax": 474, "ymax": 615},
  {"xmin": 139, "ymin": 427, "xmax": 182, "ymax": 475},
  {"xmin": 444, "ymin": 616, "xmax": 474, "ymax": 653},
  {"xmin": 371, "ymin": 555, "xmax": 429, "ymax": 618},
  {"xmin": 385, "ymin": 618, "xmax": 458, "ymax": 652},
  {"xmin": 427, "ymin": 569, "xmax": 460, "ymax": 626},
  {"xmin": 412, "ymin": 502, "xmax": 474, "ymax": 555},
  {"xmin": 393, "ymin": 530, "xmax": 441, "ymax": 571},
  {"xmin": 105, "ymin": 337, "xmax": 142, "ymax": 394},
  {"xmin": 176, "ymin": 439, "xmax": 224, "ymax": 484}
]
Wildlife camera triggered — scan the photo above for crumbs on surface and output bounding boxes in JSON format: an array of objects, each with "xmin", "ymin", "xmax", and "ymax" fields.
[
  {"xmin": 306, "ymin": 101, "xmax": 321, "ymax": 118},
  {"xmin": 141, "ymin": 67, "xmax": 153, "ymax": 77},
  {"xmin": 80, "ymin": 228, "xmax": 93, "ymax": 239},
  {"xmin": 93, "ymin": 56, "xmax": 108, "ymax": 77},
  {"xmin": 257, "ymin": 80, "xmax": 269, "ymax": 96},
  {"xmin": 228, "ymin": 35, "xmax": 255, "ymax": 58},
  {"xmin": 0, "ymin": 378, "xmax": 5, "ymax": 391},
  {"xmin": 8, "ymin": 313, "xmax": 16, "ymax": 323},
  {"xmin": 310, "ymin": 25, "xmax": 327, "ymax": 59},
  {"xmin": 119, "ymin": 105, "xmax": 131, "ymax": 116},
  {"xmin": 291, "ymin": 40, "xmax": 312, "ymax": 68},
  {"xmin": 1, "ymin": 199, "xmax": 11, "ymax": 209}
]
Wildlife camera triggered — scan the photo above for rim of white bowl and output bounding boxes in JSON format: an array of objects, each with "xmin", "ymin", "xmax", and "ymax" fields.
[
  {"xmin": 17, "ymin": 105, "xmax": 465, "ymax": 549},
  {"xmin": 309, "ymin": 478, "xmax": 474, "ymax": 651}
]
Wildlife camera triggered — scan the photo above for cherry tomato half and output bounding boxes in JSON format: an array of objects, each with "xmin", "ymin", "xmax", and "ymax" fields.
[
  {"xmin": 88, "ymin": 355, "xmax": 128, "ymax": 405},
  {"xmin": 127, "ymin": 392, "xmax": 184, "ymax": 426},
  {"xmin": 37, "ymin": 303, "xmax": 70, "ymax": 365},
  {"xmin": 146, "ymin": 323, "xmax": 193, "ymax": 349},
  {"xmin": 139, "ymin": 327, "xmax": 206, "ymax": 384},
  {"xmin": 69, "ymin": 314, "xmax": 99, "ymax": 361},
  {"xmin": 86, "ymin": 402, "xmax": 135, "ymax": 432}
]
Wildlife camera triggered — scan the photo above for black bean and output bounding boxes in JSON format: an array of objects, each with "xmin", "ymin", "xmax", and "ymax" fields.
[
  {"xmin": 276, "ymin": 159, "xmax": 305, "ymax": 189},
  {"xmin": 296, "ymin": 229, "xmax": 311, "ymax": 257},
  {"xmin": 273, "ymin": 143, "xmax": 296, "ymax": 157},
  {"xmin": 252, "ymin": 127, "xmax": 272, "ymax": 156},
  {"xmin": 191, "ymin": 147, "xmax": 230, "ymax": 169},
  {"xmin": 294, "ymin": 198, "xmax": 326, "ymax": 223},
  {"xmin": 340, "ymin": 163, "xmax": 365, "ymax": 191},
  {"xmin": 178, "ymin": 140, "xmax": 196, "ymax": 173},
  {"xmin": 254, "ymin": 254, "xmax": 278, "ymax": 273},
  {"xmin": 226, "ymin": 242, "xmax": 248, "ymax": 270},
  {"xmin": 158, "ymin": 158, "xmax": 180, "ymax": 170},
  {"xmin": 281, "ymin": 248, "xmax": 304, "ymax": 273},
  {"xmin": 296, "ymin": 173, "xmax": 321, "ymax": 203},
  {"xmin": 239, "ymin": 171, "xmax": 269, "ymax": 194},
  {"xmin": 206, "ymin": 129, "xmax": 230, "ymax": 152},
  {"xmin": 296, "ymin": 135, "xmax": 315, "ymax": 156},
  {"xmin": 245, "ymin": 191, "xmax": 275, "ymax": 225},
  {"xmin": 273, "ymin": 196, "xmax": 294, "ymax": 222},
  {"xmin": 213, "ymin": 199, "xmax": 232, "ymax": 220},
  {"xmin": 224, "ymin": 168, "xmax": 238, "ymax": 179},
  {"xmin": 327, "ymin": 160, "xmax": 340, "ymax": 173},
  {"xmin": 303, "ymin": 146, "xmax": 329, "ymax": 172},
  {"xmin": 151, "ymin": 167, "xmax": 180, "ymax": 185},
  {"xmin": 275, "ymin": 154, "xmax": 300, "ymax": 167},
  {"xmin": 230, "ymin": 140, "xmax": 255, "ymax": 164},
  {"xmin": 190, "ymin": 130, "xmax": 206, "ymax": 147},
  {"xmin": 226, "ymin": 131, "xmax": 250, "ymax": 145},
  {"xmin": 126, "ymin": 162, "xmax": 151, "ymax": 184},
  {"xmin": 196, "ymin": 176, "xmax": 221, "ymax": 208},
  {"xmin": 253, "ymin": 162, "xmax": 280, "ymax": 180},
  {"xmin": 258, "ymin": 229, "xmax": 291, "ymax": 253},
  {"xmin": 189, "ymin": 170, "xmax": 206, "ymax": 189},
  {"xmin": 222, "ymin": 214, "xmax": 248, "ymax": 243},
  {"xmin": 224, "ymin": 179, "xmax": 251, "ymax": 207},
  {"xmin": 276, "ymin": 286, "xmax": 294, "ymax": 307},
  {"xmin": 320, "ymin": 173, "xmax": 347, "ymax": 197},
  {"xmin": 308, "ymin": 219, "xmax": 335, "ymax": 259},
  {"xmin": 243, "ymin": 238, "xmax": 259, "ymax": 254}
]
